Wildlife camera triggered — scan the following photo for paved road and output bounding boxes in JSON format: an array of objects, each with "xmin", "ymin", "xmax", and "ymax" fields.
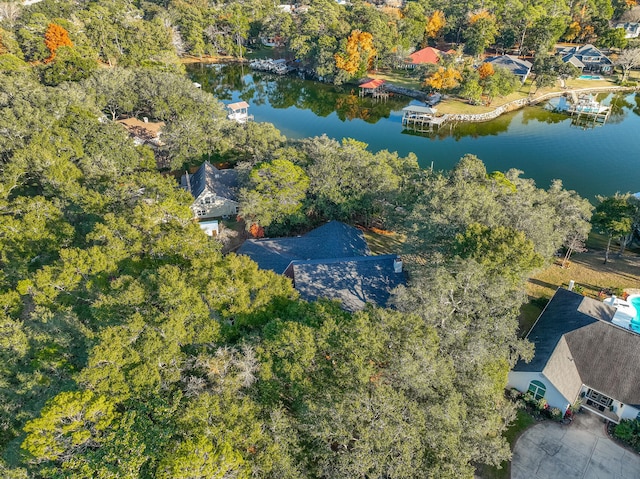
[{"xmin": 512, "ymin": 411, "xmax": 640, "ymax": 479}]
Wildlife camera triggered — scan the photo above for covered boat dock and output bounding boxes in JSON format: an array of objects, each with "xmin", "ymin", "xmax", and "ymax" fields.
[{"xmin": 401, "ymin": 105, "xmax": 445, "ymax": 130}]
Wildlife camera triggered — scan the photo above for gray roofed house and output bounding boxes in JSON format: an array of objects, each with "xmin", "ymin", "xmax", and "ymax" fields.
[
  {"xmin": 483, "ymin": 55, "xmax": 532, "ymax": 82},
  {"xmin": 288, "ymin": 255, "xmax": 405, "ymax": 312},
  {"xmin": 181, "ymin": 161, "xmax": 239, "ymax": 219},
  {"xmin": 237, "ymin": 221, "xmax": 370, "ymax": 274},
  {"xmin": 508, "ymin": 287, "xmax": 640, "ymax": 423},
  {"xmin": 237, "ymin": 221, "xmax": 405, "ymax": 311},
  {"xmin": 558, "ymin": 44, "xmax": 612, "ymax": 73}
]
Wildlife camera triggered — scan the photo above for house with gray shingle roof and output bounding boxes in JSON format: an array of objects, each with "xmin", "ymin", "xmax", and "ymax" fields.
[
  {"xmin": 508, "ymin": 287, "xmax": 640, "ymax": 423},
  {"xmin": 483, "ymin": 55, "xmax": 532, "ymax": 82},
  {"xmin": 181, "ymin": 161, "xmax": 239, "ymax": 219},
  {"xmin": 558, "ymin": 44, "xmax": 613, "ymax": 73},
  {"xmin": 237, "ymin": 221, "xmax": 405, "ymax": 312}
]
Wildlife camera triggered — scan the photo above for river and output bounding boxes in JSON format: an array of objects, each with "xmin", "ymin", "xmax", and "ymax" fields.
[{"xmin": 188, "ymin": 63, "xmax": 640, "ymax": 201}]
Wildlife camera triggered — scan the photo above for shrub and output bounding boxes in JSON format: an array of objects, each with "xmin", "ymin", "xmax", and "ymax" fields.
[
  {"xmin": 550, "ymin": 407, "xmax": 563, "ymax": 421},
  {"xmin": 536, "ymin": 398, "xmax": 548, "ymax": 412},
  {"xmin": 614, "ymin": 419, "xmax": 640, "ymax": 451}
]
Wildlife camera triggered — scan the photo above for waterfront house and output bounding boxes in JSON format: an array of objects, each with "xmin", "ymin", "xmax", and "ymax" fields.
[
  {"xmin": 558, "ymin": 44, "xmax": 613, "ymax": 74},
  {"xmin": 181, "ymin": 161, "xmax": 239, "ymax": 219},
  {"xmin": 405, "ymin": 47, "xmax": 444, "ymax": 68},
  {"xmin": 237, "ymin": 221, "xmax": 406, "ymax": 311},
  {"xmin": 507, "ymin": 288, "xmax": 640, "ymax": 423},
  {"xmin": 483, "ymin": 55, "xmax": 532, "ymax": 83}
]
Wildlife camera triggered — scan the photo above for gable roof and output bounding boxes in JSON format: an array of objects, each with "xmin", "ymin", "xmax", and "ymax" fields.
[
  {"xmin": 291, "ymin": 255, "xmax": 405, "ymax": 312},
  {"xmin": 359, "ymin": 79, "xmax": 385, "ymax": 89},
  {"xmin": 408, "ymin": 47, "xmax": 442, "ymax": 65},
  {"xmin": 563, "ymin": 55, "xmax": 585, "ymax": 69},
  {"xmin": 516, "ymin": 288, "xmax": 640, "ymax": 407},
  {"xmin": 484, "ymin": 55, "xmax": 532, "ymax": 77},
  {"xmin": 237, "ymin": 221, "xmax": 370, "ymax": 274},
  {"xmin": 559, "ymin": 44, "xmax": 612, "ymax": 65},
  {"xmin": 181, "ymin": 161, "xmax": 238, "ymax": 201},
  {"xmin": 227, "ymin": 101, "xmax": 249, "ymax": 111}
]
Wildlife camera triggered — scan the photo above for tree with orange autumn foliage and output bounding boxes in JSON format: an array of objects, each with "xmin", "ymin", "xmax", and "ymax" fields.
[
  {"xmin": 249, "ymin": 223, "xmax": 265, "ymax": 238},
  {"xmin": 335, "ymin": 30, "xmax": 376, "ymax": 78},
  {"xmin": 44, "ymin": 23, "xmax": 73, "ymax": 63},
  {"xmin": 564, "ymin": 21, "xmax": 581, "ymax": 42},
  {"xmin": 468, "ymin": 9, "xmax": 493, "ymax": 25},
  {"xmin": 425, "ymin": 66, "xmax": 462, "ymax": 91},
  {"xmin": 425, "ymin": 10, "xmax": 445, "ymax": 40},
  {"xmin": 477, "ymin": 62, "xmax": 494, "ymax": 79}
]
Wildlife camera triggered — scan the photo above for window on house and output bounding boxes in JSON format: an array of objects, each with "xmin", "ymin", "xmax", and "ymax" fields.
[
  {"xmin": 528, "ymin": 380, "xmax": 546, "ymax": 400},
  {"xmin": 197, "ymin": 210, "xmax": 206, "ymax": 216}
]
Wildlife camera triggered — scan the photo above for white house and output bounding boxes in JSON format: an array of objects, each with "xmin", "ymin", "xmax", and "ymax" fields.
[
  {"xmin": 614, "ymin": 22, "xmax": 640, "ymax": 39},
  {"xmin": 508, "ymin": 287, "xmax": 640, "ymax": 423},
  {"xmin": 181, "ymin": 161, "xmax": 239, "ymax": 219}
]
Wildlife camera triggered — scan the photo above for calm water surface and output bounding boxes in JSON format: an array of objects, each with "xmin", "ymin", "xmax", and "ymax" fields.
[{"xmin": 188, "ymin": 63, "xmax": 640, "ymax": 201}]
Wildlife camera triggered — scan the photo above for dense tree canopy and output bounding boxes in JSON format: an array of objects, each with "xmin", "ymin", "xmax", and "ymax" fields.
[
  {"xmin": 0, "ymin": 2, "xmax": 610, "ymax": 478},
  {"xmin": 0, "ymin": 0, "xmax": 628, "ymax": 81}
]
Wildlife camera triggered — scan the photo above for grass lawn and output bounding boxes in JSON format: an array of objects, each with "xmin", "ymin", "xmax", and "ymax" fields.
[
  {"xmin": 362, "ymin": 229, "xmax": 407, "ymax": 255},
  {"xmin": 520, "ymin": 231, "xmax": 640, "ymax": 336},
  {"xmin": 367, "ymin": 69, "xmax": 423, "ymax": 90},
  {"xmin": 477, "ymin": 409, "xmax": 536, "ymax": 479}
]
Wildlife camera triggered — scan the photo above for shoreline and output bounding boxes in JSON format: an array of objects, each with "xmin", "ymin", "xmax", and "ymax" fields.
[
  {"xmin": 383, "ymin": 82, "xmax": 640, "ymax": 123},
  {"xmin": 183, "ymin": 56, "xmax": 639, "ymax": 123}
]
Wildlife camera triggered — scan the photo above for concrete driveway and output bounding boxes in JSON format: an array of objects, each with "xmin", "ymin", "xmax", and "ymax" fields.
[{"xmin": 511, "ymin": 411, "xmax": 640, "ymax": 479}]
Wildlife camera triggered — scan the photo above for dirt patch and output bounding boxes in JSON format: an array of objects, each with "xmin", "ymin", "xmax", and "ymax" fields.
[{"xmin": 219, "ymin": 220, "xmax": 248, "ymax": 254}]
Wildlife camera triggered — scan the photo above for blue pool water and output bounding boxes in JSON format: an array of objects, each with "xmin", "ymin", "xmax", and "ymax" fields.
[
  {"xmin": 579, "ymin": 75, "xmax": 602, "ymax": 80},
  {"xmin": 628, "ymin": 296, "xmax": 640, "ymax": 332}
]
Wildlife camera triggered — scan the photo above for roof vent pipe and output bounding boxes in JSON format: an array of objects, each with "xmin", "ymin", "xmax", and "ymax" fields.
[{"xmin": 394, "ymin": 258, "xmax": 403, "ymax": 273}]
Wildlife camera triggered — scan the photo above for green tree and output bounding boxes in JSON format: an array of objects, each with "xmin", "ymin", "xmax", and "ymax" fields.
[
  {"xmin": 40, "ymin": 45, "xmax": 98, "ymax": 85},
  {"xmin": 239, "ymin": 159, "xmax": 310, "ymax": 229},
  {"xmin": 22, "ymin": 391, "xmax": 118, "ymax": 464},
  {"xmin": 592, "ymin": 194, "xmax": 636, "ymax": 263},
  {"xmin": 598, "ymin": 27, "xmax": 628, "ymax": 49},
  {"xmin": 464, "ymin": 15, "xmax": 497, "ymax": 57},
  {"xmin": 452, "ymin": 223, "xmax": 544, "ymax": 285}
]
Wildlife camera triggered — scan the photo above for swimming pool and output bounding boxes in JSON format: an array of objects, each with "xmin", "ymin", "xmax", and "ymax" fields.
[
  {"xmin": 579, "ymin": 75, "xmax": 603, "ymax": 80},
  {"xmin": 626, "ymin": 294, "xmax": 640, "ymax": 332}
]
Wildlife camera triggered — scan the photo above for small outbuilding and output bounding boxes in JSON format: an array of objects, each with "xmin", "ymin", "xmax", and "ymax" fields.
[
  {"xmin": 226, "ymin": 101, "xmax": 254, "ymax": 123},
  {"xmin": 358, "ymin": 78, "xmax": 386, "ymax": 98}
]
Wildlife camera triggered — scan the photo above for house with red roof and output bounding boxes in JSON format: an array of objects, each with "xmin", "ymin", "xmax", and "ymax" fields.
[{"xmin": 405, "ymin": 47, "xmax": 444, "ymax": 68}]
